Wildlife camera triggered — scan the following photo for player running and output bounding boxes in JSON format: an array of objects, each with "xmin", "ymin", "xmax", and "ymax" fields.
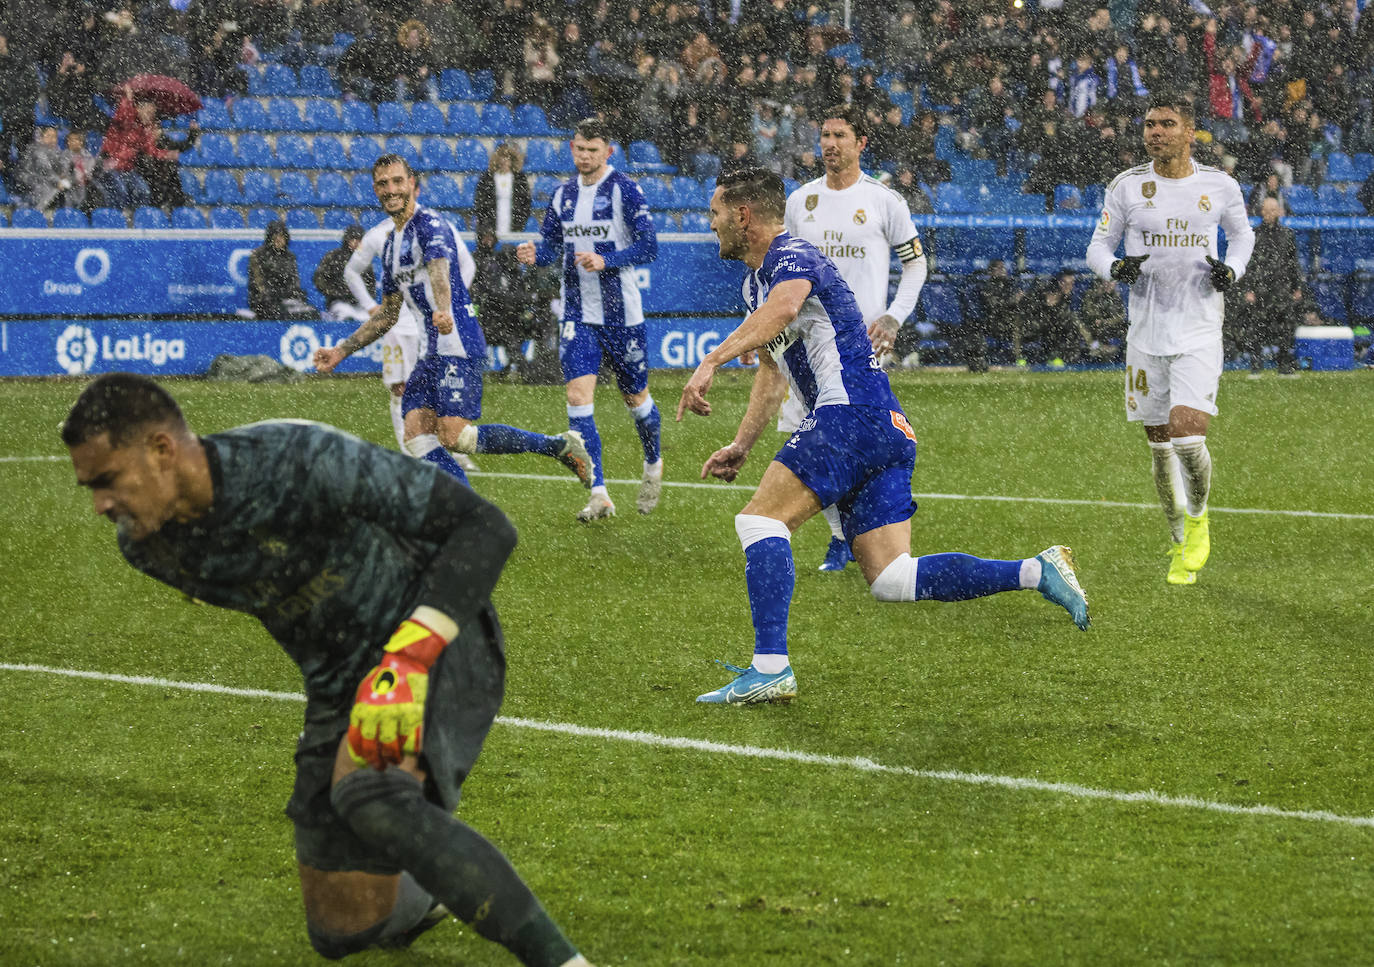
[
  {"xmin": 678, "ymin": 168, "xmax": 1089, "ymax": 706},
  {"xmin": 516, "ymin": 117, "xmax": 661, "ymax": 521},
  {"xmin": 782, "ymin": 103, "xmax": 928, "ymax": 572},
  {"xmin": 316, "ymin": 155, "xmax": 591, "ymax": 489},
  {"xmin": 1086, "ymin": 92, "xmax": 1254, "ymax": 585}
]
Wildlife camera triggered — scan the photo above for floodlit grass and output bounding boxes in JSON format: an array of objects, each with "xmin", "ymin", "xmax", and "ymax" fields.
[{"xmin": 2, "ymin": 369, "xmax": 1372, "ymax": 966}]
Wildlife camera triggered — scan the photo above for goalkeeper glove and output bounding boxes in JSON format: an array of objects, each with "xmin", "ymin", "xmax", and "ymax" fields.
[
  {"xmin": 347, "ymin": 609, "xmax": 457, "ymax": 769},
  {"xmin": 1109, "ymin": 254, "xmax": 1150, "ymax": 284},
  {"xmin": 1205, "ymin": 255, "xmax": 1235, "ymax": 291}
]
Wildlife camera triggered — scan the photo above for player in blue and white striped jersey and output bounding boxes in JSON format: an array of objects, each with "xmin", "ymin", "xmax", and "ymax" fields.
[
  {"xmin": 317, "ymin": 156, "xmax": 592, "ymax": 490},
  {"xmin": 517, "ymin": 118, "xmax": 661, "ymax": 521},
  {"xmin": 677, "ymin": 168, "xmax": 1090, "ymax": 706}
]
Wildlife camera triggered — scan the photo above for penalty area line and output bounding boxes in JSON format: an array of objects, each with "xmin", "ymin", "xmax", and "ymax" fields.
[{"xmin": 8, "ymin": 661, "xmax": 1374, "ymax": 830}]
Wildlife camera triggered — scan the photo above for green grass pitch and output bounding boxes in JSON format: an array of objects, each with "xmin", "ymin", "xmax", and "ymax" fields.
[{"xmin": 2, "ymin": 368, "xmax": 1372, "ymax": 966}]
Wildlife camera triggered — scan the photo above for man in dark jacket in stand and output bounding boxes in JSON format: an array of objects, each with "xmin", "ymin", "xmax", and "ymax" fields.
[{"xmin": 1236, "ymin": 196, "xmax": 1304, "ymax": 376}]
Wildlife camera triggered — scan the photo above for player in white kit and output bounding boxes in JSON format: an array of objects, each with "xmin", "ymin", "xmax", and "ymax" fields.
[
  {"xmin": 1086, "ymin": 93, "xmax": 1254, "ymax": 585},
  {"xmin": 781, "ymin": 103, "xmax": 928, "ymax": 572}
]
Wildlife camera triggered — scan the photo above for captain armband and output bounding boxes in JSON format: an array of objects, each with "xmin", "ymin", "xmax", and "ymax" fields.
[{"xmin": 894, "ymin": 237, "xmax": 924, "ymax": 263}]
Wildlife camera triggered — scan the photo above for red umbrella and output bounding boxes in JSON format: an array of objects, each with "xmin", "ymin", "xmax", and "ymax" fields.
[{"xmin": 113, "ymin": 74, "xmax": 202, "ymax": 117}]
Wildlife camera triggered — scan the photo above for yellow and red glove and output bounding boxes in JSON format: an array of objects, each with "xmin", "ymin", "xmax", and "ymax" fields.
[{"xmin": 347, "ymin": 609, "xmax": 456, "ymax": 769}]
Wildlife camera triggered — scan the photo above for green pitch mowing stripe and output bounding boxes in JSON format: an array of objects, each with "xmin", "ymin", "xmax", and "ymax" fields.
[{"xmin": 10, "ymin": 662, "xmax": 1374, "ymax": 830}]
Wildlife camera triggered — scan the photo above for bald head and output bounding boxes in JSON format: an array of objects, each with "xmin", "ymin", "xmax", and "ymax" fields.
[{"xmin": 1261, "ymin": 195, "xmax": 1282, "ymax": 225}]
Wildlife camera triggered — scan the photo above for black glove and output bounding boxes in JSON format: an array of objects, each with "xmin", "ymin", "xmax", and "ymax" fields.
[
  {"xmin": 1205, "ymin": 256, "xmax": 1235, "ymax": 291},
  {"xmin": 1110, "ymin": 254, "xmax": 1149, "ymax": 284}
]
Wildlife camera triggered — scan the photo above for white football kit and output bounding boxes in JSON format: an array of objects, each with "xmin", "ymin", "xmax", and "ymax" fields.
[
  {"xmin": 1087, "ymin": 160, "xmax": 1254, "ymax": 424},
  {"xmin": 777, "ymin": 173, "xmax": 926, "ymax": 431}
]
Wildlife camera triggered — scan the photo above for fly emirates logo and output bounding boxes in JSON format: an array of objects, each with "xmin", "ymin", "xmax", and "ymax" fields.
[
  {"xmin": 816, "ymin": 229, "xmax": 867, "ymax": 260},
  {"xmin": 1141, "ymin": 217, "xmax": 1208, "ymax": 249}
]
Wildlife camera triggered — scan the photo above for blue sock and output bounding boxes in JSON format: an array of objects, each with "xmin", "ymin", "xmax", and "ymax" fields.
[
  {"xmin": 419, "ymin": 445, "xmax": 469, "ymax": 485},
  {"xmin": 630, "ymin": 396, "xmax": 662, "ymax": 464},
  {"xmin": 914, "ymin": 553, "xmax": 1022, "ymax": 602},
  {"xmin": 475, "ymin": 424, "xmax": 560, "ymax": 456},
  {"xmin": 744, "ymin": 537, "xmax": 794, "ymax": 659},
  {"xmin": 568, "ymin": 406, "xmax": 603, "ymax": 487}
]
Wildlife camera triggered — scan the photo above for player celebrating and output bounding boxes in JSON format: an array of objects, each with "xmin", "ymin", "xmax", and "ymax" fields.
[
  {"xmin": 516, "ymin": 118, "xmax": 660, "ymax": 521},
  {"xmin": 63, "ymin": 373, "xmax": 596, "ymax": 967},
  {"xmin": 678, "ymin": 168, "xmax": 1089, "ymax": 705},
  {"xmin": 316, "ymin": 156, "xmax": 591, "ymax": 489},
  {"xmin": 782, "ymin": 103, "xmax": 928, "ymax": 572},
  {"xmin": 1086, "ymin": 93, "xmax": 1254, "ymax": 585}
]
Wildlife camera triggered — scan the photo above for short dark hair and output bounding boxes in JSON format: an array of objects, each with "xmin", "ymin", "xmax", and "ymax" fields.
[
  {"xmin": 717, "ymin": 166, "xmax": 786, "ymax": 222},
  {"xmin": 573, "ymin": 117, "xmax": 610, "ymax": 143},
  {"xmin": 1145, "ymin": 92, "xmax": 1195, "ymax": 125},
  {"xmin": 372, "ymin": 153, "xmax": 415, "ymax": 177},
  {"xmin": 820, "ymin": 103, "xmax": 868, "ymax": 141},
  {"xmin": 61, "ymin": 373, "xmax": 186, "ymax": 448}
]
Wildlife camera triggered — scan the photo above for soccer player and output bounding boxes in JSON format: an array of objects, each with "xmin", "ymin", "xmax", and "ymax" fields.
[
  {"xmin": 316, "ymin": 156, "xmax": 591, "ymax": 490},
  {"xmin": 677, "ymin": 168, "xmax": 1089, "ymax": 705},
  {"xmin": 1086, "ymin": 93, "xmax": 1254, "ymax": 586},
  {"xmin": 62, "ymin": 373, "xmax": 595, "ymax": 967},
  {"xmin": 782, "ymin": 103, "xmax": 928, "ymax": 572},
  {"xmin": 515, "ymin": 118, "xmax": 661, "ymax": 521}
]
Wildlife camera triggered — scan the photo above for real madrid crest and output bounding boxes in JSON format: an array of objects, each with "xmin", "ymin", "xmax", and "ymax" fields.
[
  {"xmin": 1198, "ymin": 195, "xmax": 1211, "ymax": 212},
  {"xmin": 1142, "ymin": 181, "xmax": 1156, "ymax": 198},
  {"xmin": 805, "ymin": 194, "xmax": 819, "ymax": 211},
  {"xmin": 853, "ymin": 209, "xmax": 867, "ymax": 225}
]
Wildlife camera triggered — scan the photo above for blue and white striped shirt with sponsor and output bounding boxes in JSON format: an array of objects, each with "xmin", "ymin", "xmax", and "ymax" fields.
[
  {"xmin": 534, "ymin": 165, "xmax": 658, "ymax": 326},
  {"xmin": 380, "ymin": 206, "xmax": 482, "ymax": 359}
]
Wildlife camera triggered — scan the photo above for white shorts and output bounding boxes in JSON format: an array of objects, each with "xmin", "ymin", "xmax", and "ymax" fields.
[
  {"xmin": 1124, "ymin": 342, "xmax": 1222, "ymax": 425},
  {"xmin": 777, "ymin": 387, "xmax": 806, "ymax": 434},
  {"xmin": 381, "ymin": 312, "xmax": 421, "ymax": 388}
]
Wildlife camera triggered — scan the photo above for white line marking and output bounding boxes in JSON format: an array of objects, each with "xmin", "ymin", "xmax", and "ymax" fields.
[{"xmin": 8, "ymin": 662, "xmax": 1373, "ymax": 830}]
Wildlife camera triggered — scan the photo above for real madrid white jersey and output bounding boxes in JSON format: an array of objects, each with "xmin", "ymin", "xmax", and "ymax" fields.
[
  {"xmin": 1087, "ymin": 160, "xmax": 1254, "ymax": 355},
  {"xmin": 783, "ymin": 173, "xmax": 921, "ymax": 324}
]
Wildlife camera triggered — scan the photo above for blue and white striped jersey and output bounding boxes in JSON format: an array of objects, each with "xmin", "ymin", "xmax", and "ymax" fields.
[
  {"xmin": 381, "ymin": 205, "xmax": 482, "ymax": 359},
  {"xmin": 533, "ymin": 165, "xmax": 658, "ymax": 326},
  {"xmin": 746, "ymin": 233, "xmax": 902, "ymax": 415}
]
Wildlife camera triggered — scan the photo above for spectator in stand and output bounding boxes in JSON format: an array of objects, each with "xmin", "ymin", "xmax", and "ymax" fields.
[
  {"xmin": 790, "ymin": 143, "xmax": 822, "ymax": 184},
  {"xmin": 62, "ymin": 130, "xmax": 101, "ymax": 213},
  {"xmin": 1067, "ymin": 54, "xmax": 1102, "ymax": 118},
  {"xmin": 751, "ymin": 100, "xmax": 782, "ymax": 172},
  {"xmin": 669, "ymin": 99, "xmax": 720, "ymax": 180},
  {"xmin": 96, "ymin": 92, "xmax": 157, "ymax": 210},
  {"xmin": 338, "ymin": 28, "xmax": 394, "ymax": 103},
  {"xmin": 1239, "ymin": 118, "xmax": 1294, "ymax": 188},
  {"xmin": 1300, "ymin": 109, "xmax": 1337, "ymax": 185},
  {"xmin": 961, "ymin": 74, "xmax": 1017, "ymax": 176},
  {"xmin": 883, "ymin": 2, "xmax": 925, "ymax": 84},
  {"xmin": 1104, "ymin": 44, "xmax": 1148, "ymax": 119},
  {"xmin": 472, "ymin": 142, "xmax": 533, "ymax": 238},
  {"xmin": 17, "ymin": 126, "xmax": 77, "ymax": 212},
  {"xmin": 1023, "ymin": 270, "xmax": 1085, "ymax": 366},
  {"xmin": 1024, "ymin": 116, "xmax": 1081, "ymax": 200},
  {"xmin": 48, "ymin": 50, "xmax": 103, "ymax": 135},
  {"xmin": 1077, "ymin": 277, "xmax": 1126, "ymax": 362},
  {"xmin": 1358, "ymin": 168, "xmax": 1374, "ymax": 217},
  {"xmin": 891, "ymin": 165, "xmax": 934, "ymax": 214},
  {"xmin": 415, "ymin": 0, "xmax": 475, "ymax": 71},
  {"xmin": 392, "ymin": 19, "xmax": 440, "ymax": 102},
  {"xmin": 523, "ymin": 20, "xmax": 562, "ymax": 114},
  {"xmin": 247, "ymin": 220, "xmax": 319, "ymax": 321},
  {"xmin": 1203, "ymin": 20, "xmax": 1260, "ymax": 144},
  {"xmin": 959, "ymin": 259, "xmax": 1025, "ymax": 370},
  {"xmin": 1237, "ymin": 195, "xmax": 1304, "ymax": 377},
  {"xmin": 0, "ymin": 30, "xmax": 40, "ymax": 191},
  {"xmin": 189, "ymin": 18, "xmax": 249, "ymax": 100},
  {"xmin": 470, "ymin": 228, "xmax": 549, "ymax": 379},
  {"xmin": 313, "ymin": 225, "xmax": 372, "ymax": 323},
  {"xmin": 868, "ymin": 104, "xmax": 917, "ymax": 174},
  {"xmin": 908, "ymin": 111, "xmax": 951, "ymax": 186},
  {"xmin": 1248, "ymin": 172, "xmax": 1288, "ymax": 216}
]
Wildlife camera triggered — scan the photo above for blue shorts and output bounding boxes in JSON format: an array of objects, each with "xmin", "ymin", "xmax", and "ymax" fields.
[
  {"xmin": 559, "ymin": 322, "xmax": 649, "ymax": 395},
  {"xmin": 773, "ymin": 405, "xmax": 918, "ymax": 542},
  {"xmin": 403, "ymin": 354, "xmax": 483, "ymax": 421}
]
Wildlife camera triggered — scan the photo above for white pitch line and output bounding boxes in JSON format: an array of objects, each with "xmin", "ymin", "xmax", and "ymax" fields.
[
  {"xmin": 6, "ymin": 456, "xmax": 1373, "ymax": 519},
  {"xmin": 8, "ymin": 662, "xmax": 1373, "ymax": 830}
]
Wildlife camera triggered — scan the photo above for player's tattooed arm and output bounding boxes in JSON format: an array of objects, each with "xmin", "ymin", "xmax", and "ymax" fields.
[
  {"xmin": 315, "ymin": 293, "xmax": 403, "ymax": 371},
  {"xmin": 426, "ymin": 257, "xmax": 455, "ymax": 333}
]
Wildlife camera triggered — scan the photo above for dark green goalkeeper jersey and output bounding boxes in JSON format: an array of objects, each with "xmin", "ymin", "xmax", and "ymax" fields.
[{"xmin": 117, "ymin": 420, "xmax": 516, "ymax": 743}]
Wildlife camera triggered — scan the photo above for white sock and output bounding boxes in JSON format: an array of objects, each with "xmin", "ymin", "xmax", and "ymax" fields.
[
  {"xmin": 388, "ymin": 394, "xmax": 405, "ymax": 451},
  {"xmin": 752, "ymin": 653, "xmax": 790, "ymax": 674},
  {"xmin": 644, "ymin": 458, "xmax": 663, "ymax": 475},
  {"xmin": 1149, "ymin": 440, "xmax": 1186, "ymax": 543},
  {"xmin": 1018, "ymin": 557, "xmax": 1042, "ymax": 589},
  {"xmin": 629, "ymin": 395, "xmax": 655, "ymax": 419},
  {"xmin": 404, "ymin": 434, "xmax": 443, "ymax": 459},
  {"xmin": 447, "ymin": 424, "xmax": 478, "ymax": 454},
  {"xmin": 822, "ymin": 504, "xmax": 844, "ymax": 541},
  {"xmin": 870, "ymin": 553, "xmax": 917, "ymax": 602},
  {"xmin": 590, "ymin": 485, "xmax": 610, "ymax": 499},
  {"xmin": 1172, "ymin": 435, "xmax": 1212, "ymax": 518}
]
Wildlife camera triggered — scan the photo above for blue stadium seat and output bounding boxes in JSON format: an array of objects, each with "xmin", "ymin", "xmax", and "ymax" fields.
[
  {"xmin": 949, "ymin": 156, "xmax": 998, "ymax": 185},
  {"xmin": 1283, "ymin": 185, "xmax": 1319, "ymax": 215},
  {"xmin": 279, "ymin": 171, "xmax": 318, "ymax": 206},
  {"xmin": 439, "ymin": 69, "xmax": 473, "ymax": 101},
  {"xmin": 1355, "ymin": 153, "xmax": 1374, "ymax": 180},
  {"xmin": 453, "ymin": 138, "xmax": 488, "ymax": 171},
  {"xmin": 1352, "ymin": 274, "xmax": 1374, "ymax": 320},
  {"xmin": 409, "ymin": 102, "xmax": 447, "ymax": 134},
  {"xmin": 383, "ymin": 136, "xmax": 420, "ymax": 169},
  {"xmin": 920, "ymin": 281, "xmax": 962, "ymax": 324},
  {"xmin": 242, "ymin": 170, "xmax": 278, "ymax": 205},
  {"xmin": 301, "ymin": 100, "xmax": 342, "ymax": 133},
  {"xmin": 300, "ymin": 65, "xmax": 339, "ymax": 98},
  {"xmin": 531, "ymin": 174, "xmax": 562, "ymax": 202},
  {"xmin": 172, "ymin": 206, "xmax": 208, "ymax": 229},
  {"xmin": 52, "ymin": 207, "xmax": 88, "ymax": 228},
  {"xmin": 179, "ymin": 169, "xmax": 206, "ymax": 204},
  {"xmin": 628, "ymin": 140, "xmax": 674, "ymax": 173},
  {"xmin": 523, "ymin": 215, "xmax": 540, "ymax": 232},
  {"xmin": 446, "ymin": 102, "xmax": 482, "ymax": 134},
  {"xmin": 512, "ymin": 103, "xmax": 552, "ymax": 135},
  {"xmin": 312, "ymin": 135, "xmax": 349, "ymax": 169},
  {"xmin": 933, "ymin": 183, "xmax": 975, "ymax": 213},
  {"xmin": 11, "ymin": 207, "xmax": 47, "ymax": 227},
  {"xmin": 1023, "ymin": 229, "xmax": 1083, "ymax": 274},
  {"xmin": 680, "ymin": 211, "xmax": 711, "ymax": 232},
  {"xmin": 424, "ymin": 174, "xmax": 464, "ymax": 208},
  {"xmin": 203, "ymin": 169, "xmax": 243, "ymax": 205},
  {"xmin": 209, "ymin": 206, "xmax": 246, "ymax": 228},
  {"xmin": 262, "ymin": 63, "xmax": 301, "ymax": 96},
  {"xmin": 341, "ymin": 101, "xmax": 379, "ymax": 134},
  {"xmin": 1054, "ymin": 184, "xmax": 1084, "ymax": 210},
  {"xmin": 348, "ymin": 135, "xmax": 383, "ymax": 170},
  {"xmin": 671, "ymin": 176, "xmax": 705, "ymax": 209},
  {"xmin": 651, "ymin": 211, "xmax": 678, "ymax": 232},
  {"xmin": 479, "ymin": 103, "xmax": 513, "ymax": 136},
  {"xmin": 247, "ymin": 206, "xmax": 278, "ymax": 228},
  {"xmin": 266, "ymin": 97, "xmax": 305, "ymax": 131},
  {"xmin": 186, "ymin": 132, "xmax": 234, "ymax": 167},
  {"xmin": 323, "ymin": 208, "xmax": 359, "ymax": 229},
  {"xmin": 939, "ymin": 228, "xmax": 1015, "ymax": 273},
  {"xmin": 230, "ymin": 98, "xmax": 270, "ymax": 130},
  {"xmin": 523, "ymin": 140, "xmax": 559, "ymax": 172},
  {"xmin": 440, "ymin": 211, "xmax": 467, "ymax": 231},
  {"xmin": 418, "ymin": 136, "xmax": 456, "ymax": 172},
  {"xmin": 1326, "ymin": 153, "xmax": 1359, "ymax": 182},
  {"xmin": 351, "ymin": 173, "xmax": 378, "ymax": 205},
  {"xmin": 639, "ymin": 178, "xmax": 672, "ymax": 208},
  {"xmin": 1321, "ymin": 231, "xmax": 1367, "ymax": 274},
  {"xmin": 455, "ymin": 177, "xmax": 476, "ymax": 208},
  {"xmin": 275, "ymin": 134, "xmax": 314, "ymax": 169},
  {"xmin": 285, "ymin": 208, "xmax": 320, "ymax": 229},
  {"xmin": 934, "ymin": 125, "xmax": 956, "ymax": 160},
  {"xmin": 1324, "ymin": 184, "xmax": 1364, "ymax": 214},
  {"xmin": 91, "ymin": 207, "xmax": 128, "ymax": 228},
  {"xmin": 316, "ymin": 171, "xmax": 354, "ymax": 207},
  {"xmin": 470, "ymin": 70, "xmax": 495, "ymax": 100},
  {"xmin": 196, "ymin": 98, "xmax": 234, "ymax": 130},
  {"xmin": 242, "ymin": 65, "xmax": 267, "ymax": 97},
  {"xmin": 376, "ymin": 102, "xmax": 410, "ymax": 132},
  {"xmin": 1311, "ymin": 275, "xmax": 1349, "ymax": 321},
  {"xmin": 1081, "ymin": 185, "xmax": 1105, "ymax": 210},
  {"xmin": 782, "ymin": 177, "xmax": 800, "ymax": 196},
  {"xmin": 236, "ymin": 133, "xmax": 275, "ymax": 168},
  {"xmin": 991, "ymin": 192, "xmax": 1047, "ymax": 215},
  {"xmin": 133, "ymin": 206, "xmax": 170, "ymax": 228}
]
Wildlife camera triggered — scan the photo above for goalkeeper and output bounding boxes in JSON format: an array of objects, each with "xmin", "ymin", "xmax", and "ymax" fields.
[{"xmin": 61, "ymin": 373, "xmax": 594, "ymax": 967}]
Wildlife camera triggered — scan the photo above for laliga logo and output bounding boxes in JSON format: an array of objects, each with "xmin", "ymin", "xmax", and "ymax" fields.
[
  {"xmin": 56, "ymin": 324, "xmax": 98, "ymax": 375},
  {"xmin": 660, "ymin": 329, "xmax": 720, "ymax": 367},
  {"xmin": 280, "ymin": 324, "xmax": 321, "ymax": 372}
]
